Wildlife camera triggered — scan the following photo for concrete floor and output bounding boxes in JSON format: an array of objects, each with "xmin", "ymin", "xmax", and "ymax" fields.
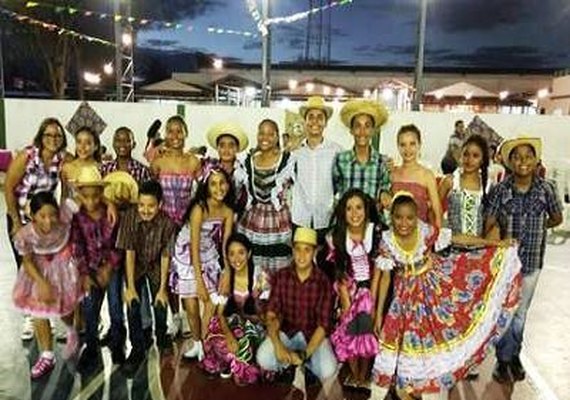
[{"xmin": 0, "ymin": 196, "xmax": 568, "ymax": 400}]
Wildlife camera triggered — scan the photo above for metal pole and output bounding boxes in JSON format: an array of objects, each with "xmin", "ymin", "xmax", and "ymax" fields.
[
  {"xmin": 412, "ymin": 0, "xmax": 427, "ymax": 111},
  {"xmin": 261, "ymin": 0, "xmax": 271, "ymax": 107},
  {"xmin": 114, "ymin": 0, "xmax": 123, "ymax": 101}
]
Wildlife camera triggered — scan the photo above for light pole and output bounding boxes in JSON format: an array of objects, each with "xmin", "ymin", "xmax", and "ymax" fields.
[
  {"xmin": 261, "ymin": 0, "xmax": 271, "ymax": 107},
  {"xmin": 412, "ymin": 0, "xmax": 427, "ymax": 111}
]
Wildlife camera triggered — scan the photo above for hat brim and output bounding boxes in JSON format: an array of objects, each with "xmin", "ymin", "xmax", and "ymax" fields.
[
  {"xmin": 500, "ymin": 137, "xmax": 542, "ymax": 169},
  {"xmin": 340, "ymin": 101, "xmax": 388, "ymax": 129},
  {"xmin": 299, "ymin": 105, "xmax": 333, "ymax": 120},
  {"xmin": 74, "ymin": 181, "xmax": 108, "ymax": 188},
  {"xmin": 207, "ymin": 125, "xmax": 249, "ymax": 152},
  {"xmin": 103, "ymin": 171, "xmax": 139, "ymax": 203}
]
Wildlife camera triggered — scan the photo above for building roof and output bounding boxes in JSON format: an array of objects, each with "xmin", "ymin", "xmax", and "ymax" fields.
[
  {"xmin": 426, "ymin": 81, "xmax": 498, "ymax": 98},
  {"xmin": 140, "ymin": 79, "xmax": 204, "ymax": 93}
]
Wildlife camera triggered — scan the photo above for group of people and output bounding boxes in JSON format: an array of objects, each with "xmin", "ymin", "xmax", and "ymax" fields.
[{"xmin": 4, "ymin": 96, "xmax": 563, "ymax": 399}]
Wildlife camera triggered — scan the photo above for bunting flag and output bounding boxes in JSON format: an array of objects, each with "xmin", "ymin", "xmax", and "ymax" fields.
[
  {"xmin": 18, "ymin": 0, "xmax": 258, "ymax": 38},
  {"xmin": 267, "ymin": 0, "xmax": 354, "ymax": 26},
  {"xmin": 0, "ymin": 7, "xmax": 115, "ymax": 46}
]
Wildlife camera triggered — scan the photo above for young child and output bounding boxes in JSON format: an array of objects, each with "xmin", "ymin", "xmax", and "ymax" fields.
[
  {"xmin": 370, "ymin": 192, "xmax": 522, "ymax": 400},
  {"xmin": 116, "ymin": 180, "xmax": 178, "ymax": 376},
  {"xmin": 485, "ymin": 137, "xmax": 563, "ymax": 383},
  {"xmin": 12, "ymin": 191, "xmax": 84, "ymax": 379},
  {"xmin": 71, "ymin": 166, "xmax": 122, "ymax": 370},
  {"xmin": 200, "ymin": 233, "xmax": 266, "ymax": 385},
  {"xmin": 321, "ymin": 189, "xmax": 383, "ymax": 388},
  {"xmin": 170, "ymin": 166, "xmax": 234, "ymax": 360}
]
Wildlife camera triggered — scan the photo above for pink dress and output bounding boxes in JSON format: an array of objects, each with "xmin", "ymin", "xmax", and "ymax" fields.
[
  {"xmin": 328, "ymin": 223, "xmax": 381, "ymax": 361},
  {"xmin": 392, "ymin": 181, "xmax": 430, "ymax": 223},
  {"xmin": 12, "ymin": 199, "xmax": 84, "ymax": 318}
]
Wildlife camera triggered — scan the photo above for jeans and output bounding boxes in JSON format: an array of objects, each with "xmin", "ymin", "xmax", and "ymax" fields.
[
  {"xmin": 83, "ymin": 286, "xmax": 105, "ymax": 350},
  {"xmin": 256, "ymin": 331, "xmax": 338, "ymax": 381},
  {"xmin": 106, "ymin": 267, "xmax": 153, "ymax": 348},
  {"xmin": 496, "ymin": 269, "xmax": 541, "ymax": 362},
  {"xmin": 127, "ymin": 276, "xmax": 167, "ymax": 354}
]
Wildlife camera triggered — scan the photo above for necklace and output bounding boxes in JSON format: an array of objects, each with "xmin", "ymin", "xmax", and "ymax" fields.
[{"xmin": 392, "ymin": 227, "xmax": 420, "ymax": 264}]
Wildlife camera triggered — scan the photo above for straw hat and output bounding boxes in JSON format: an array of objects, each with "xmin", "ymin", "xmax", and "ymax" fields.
[
  {"xmin": 74, "ymin": 165, "xmax": 107, "ymax": 187},
  {"xmin": 299, "ymin": 96, "xmax": 333, "ymax": 120},
  {"xmin": 103, "ymin": 171, "xmax": 139, "ymax": 204},
  {"xmin": 340, "ymin": 99, "xmax": 388, "ymax": 129},
  {"xmin": 207, "ymin": 122, "xmax": 249, "ymax": 152},
  {"xmin": 293, "ymin": 227, "xmax": 317, "ymax": 246},
  {"xmin": 499, "ymin": 136, "xmax": 542, "ymax": 170}
]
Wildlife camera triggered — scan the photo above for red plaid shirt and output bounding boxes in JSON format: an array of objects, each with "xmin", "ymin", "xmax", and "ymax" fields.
[{"xmin": 267, "ymin": 265, "xmax": 334, "ymax": 338}]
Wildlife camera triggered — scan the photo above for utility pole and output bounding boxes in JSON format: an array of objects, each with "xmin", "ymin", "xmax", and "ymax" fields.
[
  {"xmin": 261, "ymin": 0, "xmax": 271, "ymax": 107},
  {"xmin": 114, "ymin": 0, "xmax": 135, "ymax": 102},
  {"xmin": 412, "ymin": 0, "xmax": 427, "ymax": 111}
]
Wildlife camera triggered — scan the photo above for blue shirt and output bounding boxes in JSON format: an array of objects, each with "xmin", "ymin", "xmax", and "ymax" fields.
[{"xmin": 485, "ymin": 176, "xmax": 563, "ymax": 274}]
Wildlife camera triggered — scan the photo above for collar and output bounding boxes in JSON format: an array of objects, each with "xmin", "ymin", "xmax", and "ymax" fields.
[
  {"xmin": 349, "ymin": 146, "xmax": 379, "ymax": 165},
  {"xmin": 346, "ymin": 223, "xmax": 374, "ymax": 254}
]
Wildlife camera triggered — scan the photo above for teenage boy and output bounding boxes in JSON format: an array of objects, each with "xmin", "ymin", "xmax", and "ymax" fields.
[
  {"xmin": 257, "ymin": 227, "xmax": 338, "ymax": 390},
  {"xmin": 116, "ymin": 180, "xmax": 178, "ymax": 375},
  {"xmin": 485, "ymin": 137, "xmax": 563, "ymax": 383},
  {"xmin": 291, "ymin": 97, "xmax": 342, "ymax": 244},
  {"xmin": 333, "ymin": 99, "xmax": 391, "ymax": 217}
]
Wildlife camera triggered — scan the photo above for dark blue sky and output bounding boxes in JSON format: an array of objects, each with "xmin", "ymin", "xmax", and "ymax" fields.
[{"xmin": 137, "ymin": 0, "xmax": 570, "ymax": 69}]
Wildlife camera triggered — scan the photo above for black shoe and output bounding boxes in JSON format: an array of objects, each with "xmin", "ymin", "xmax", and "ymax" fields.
[
  {"xmin": 110, "ymin": 345, "xmax": 126, "ymax": 365},
  {"xmin": 157, "ymin": 335, "xmax": 173, "ymax": 355},
  {"xmin": 510, "ymin": 356, "xmax": 526, "ymax": 381},
  {"xmin": 492, "ymin": 361, "xmax": 512, "ymax": 384},
  {"xmin": 77, "ymin": 346, "xmax": 101, "ymax": 374},
  {"xmin": 99, "ymin": 333, "xmax": 111, "ymax": 347},
  {"xmin": 122, "ymin": 351, "xmax": 146, "ymax": 377},
  {"xmin": 276, "ymin": 367, "xmax": 295, "ymax": 384}
]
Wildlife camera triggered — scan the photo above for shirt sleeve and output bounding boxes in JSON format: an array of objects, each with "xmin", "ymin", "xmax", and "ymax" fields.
[
  {"xmin": 14, "ymin": 226, "xmax": 33, "ymax": 256},
  {"xmin": 379, "ymin": 155, "xmax": 392, "ymax": 195},
  {"xmin": 374, "ymin": 238, "xmax": 394, "ymax": 271},
  {"xmin": 484, "ymin": 183, "xmax": 501, "ymax": 220},
  {"xmin": 116, "ymin": 207, "xmax": 136, "ymax": 250},
  {"xmin": 266, "ymin": 272, "xmax": 283, "ymax": 317},
  {"xmin": 545, "ymin": 180, "xmax": 564, "ymax": 217},
  {"xmin": 435, "ymin": 228, "xmax": 453, "ymax": 251},
  {"xmin": 71, "ymin": 215, "xmax": 89, "ymax": 276},
  {"xmin": 60, "ymin": 198, "xmax": 79, "ymax": 225},
  {"xmin": 332, "ymin": 153, "xmax": 341, "ymax": 197},
  {"xmin": 104, "ymin": 219, "xmax": 122, "ymax": 269},
  {"xmin": 316, "ymin": 275, "xmax": 334, "ymax": 333}
]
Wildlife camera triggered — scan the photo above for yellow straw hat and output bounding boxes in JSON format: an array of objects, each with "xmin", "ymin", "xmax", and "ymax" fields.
[
  {"xmin": 340, "ymin": 99, "xmax": 389, "ymax": 129},
  {"xmin": 74, "ymin": 165, "xmax": 107, "ymax": 187},
  {"xmin": 206, "ymin": 122, "xmax": 249, "ymax": 152},
  {"xmin": 499, "ymin": 136, "xmax": 542, "ymax": 170},
  {"xmin": 103, "ymin": 171, "xmax": 139, "ymax": 204},
  {"xmin": 293, "ymin": 227, "xmax": 317, "ymax": 246},
  {"xmin": 299, "ymin": 96, "xmax": 333, "ymax": 120}
]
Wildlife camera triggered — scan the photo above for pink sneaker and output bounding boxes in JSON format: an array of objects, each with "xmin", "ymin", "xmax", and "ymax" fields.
[
  {"xmin": 62, "ymin": 329, "xmax": 79, "ymax": 360},
  {"xmin": 31, "ymin": 355, "xmax": 55, "ymax": 379}
]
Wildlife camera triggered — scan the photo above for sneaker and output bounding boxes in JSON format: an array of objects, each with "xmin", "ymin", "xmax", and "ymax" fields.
[
  {"xmin": 77, "ymin": 346, "xmax": 101, "ymax": 374},
  {"xmin": 31, "ymin": 355, "xmax": 55, "ymax": 379},
  {"xmin": 62, "ymin": 329, "xmax": 79, "ymax": 360},
  {"xmin": 182, "ymin": 340, "xmax": 204, "ymax": 361},
  {"xmin": 21, "ymin": 316, "xmax": 34, "ymax": 341},
  {"xmin": 492, "ymin": 361, "xmax": 512, "ymax": 384},
  {"xmin": 220, "ymin": 368, "xmax": 232, "ymax": 379},
  {"xmin": 510, "ymin": 356, "xmax": 526, "ymax": 381}
]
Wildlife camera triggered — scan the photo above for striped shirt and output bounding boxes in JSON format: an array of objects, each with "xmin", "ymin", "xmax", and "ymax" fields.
[{"xmin": 100, "ymin": 158, "xmax": 152, "ymax": 185}]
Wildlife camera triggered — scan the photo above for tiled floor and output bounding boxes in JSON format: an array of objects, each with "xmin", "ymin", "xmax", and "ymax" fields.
[{"xmin": 0, "ymin": 196, "xmax": 568, "ymax": 400}]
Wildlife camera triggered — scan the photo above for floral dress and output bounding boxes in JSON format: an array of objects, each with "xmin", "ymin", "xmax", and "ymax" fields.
[
  {"xmin": 12, "ymin": 199, "xmax": 84, "ymax": 317},
  {"xmin": 326, "ymin": 223, "xmax": 382, "ymax": 361},
  {"xmin": 371, "ymin": 221, "xmax": 522, "ymax": 395}
]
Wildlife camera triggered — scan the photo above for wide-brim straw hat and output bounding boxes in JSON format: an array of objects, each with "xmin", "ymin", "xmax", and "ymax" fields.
[
  {"xmin": 299, "ymin": 96, "xmax": 333, "ymax": 120},
  {"xmin": 74, "ymin": 165, "xmax": 107, "ymax": 187},
  {"xmin": 340, "ymin": 99, "xmax": 388, "ymax": 129},
  {"xmin": 206, "ymin": 122, "xmax": 249, "ymax": 152},
  {"xmin": 293, "ymin": 227, "xmax": 317, "ymax": 246},
  {"xmin": 499, "ymin": 136, "xmax": 542, "ymax": 169},
  {"xmin": 103, "ymin": 171, "xmax": 139, "ymax": 204}
]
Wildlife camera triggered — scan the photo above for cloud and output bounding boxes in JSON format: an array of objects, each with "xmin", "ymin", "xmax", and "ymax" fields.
[
  {"xmin": 144, "ymin": 39, "xmax": 180, "ymax": 48},
  {"xmin": 429, "ymin": 45, "xmax": 551, "ymax": 68},
  {"xmin": 242, "ymin": 40, "xmax": 262, "ymax": 51}
]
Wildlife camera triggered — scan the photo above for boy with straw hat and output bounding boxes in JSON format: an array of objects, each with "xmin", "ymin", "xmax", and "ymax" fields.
[
  {"xmin": 257, "ymin": 227, "xmax": 338, "ymax": 391},
  {"xmin": 333, "ymin": 99, "xmax": 391, "ymax": 219},
  {"xmin": 291, "ymin": 96, "xmax": 342, "ymax": 244},
  {"xmin": 485, "ymin": 136, "xmax": 563, "ymax": 384}
]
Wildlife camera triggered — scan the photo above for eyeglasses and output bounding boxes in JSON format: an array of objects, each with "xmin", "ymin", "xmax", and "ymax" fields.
[{"xmin": 44, "ymin": 133, "xmax": 64, "ymax": 140}]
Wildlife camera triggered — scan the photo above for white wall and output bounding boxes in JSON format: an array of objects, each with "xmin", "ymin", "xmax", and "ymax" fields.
[{"xmin": 4, "ymin": 99, "xmax": 570, "ymax": 173}]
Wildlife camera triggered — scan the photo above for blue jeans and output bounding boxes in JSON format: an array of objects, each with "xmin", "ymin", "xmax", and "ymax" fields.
[
  {"xmin": 496, "ymin": 269, "xmax": 541, "ymax": 362},
  {"xmin": 256, "ymin": 331, "xmax": 338, "ymax": 381},
  {"xmin": 83, "ymin": 286, "xmax": 105, "ymax": 350},
  {"xmin": 106, "ymin": 267, "xmax": 153, "ymax": 348}
]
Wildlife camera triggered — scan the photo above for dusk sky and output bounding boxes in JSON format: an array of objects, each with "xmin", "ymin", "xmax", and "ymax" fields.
[{"xmin": 136, "ymin": 0, "xmax": 570, "ymax": 69}]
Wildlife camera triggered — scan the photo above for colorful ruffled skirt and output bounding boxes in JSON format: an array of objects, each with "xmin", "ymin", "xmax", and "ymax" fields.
[
  {"xmin": 12, "ymin": 243, "xmax": 83, "ymax": 318},
  {"xmin": 330, "ymin": 287, "xmax": 378, "ymax": 361},
  {"xmin": 200, "ymin": 314, "xmax": 264, "ymax": 385},
  {"xmin": 372, "ymin": 245, "xmax": 522, "ymax": 395}
]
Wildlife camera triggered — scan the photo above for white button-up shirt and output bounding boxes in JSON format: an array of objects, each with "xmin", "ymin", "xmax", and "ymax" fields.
[{"xmin": 291, "ymin": 138, "xmax": 342, "ymax": 230}]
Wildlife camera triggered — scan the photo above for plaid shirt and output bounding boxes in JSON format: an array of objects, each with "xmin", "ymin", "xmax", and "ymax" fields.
[
  {"xmin": 116, "ymin": 205, "xmax": 178, "ymax": 286},
  {"xmin": 485, "ymin": 175, "xmax": 563, "ymax": 274},
  {"xmin": 100, "ymin": 158, "xmax": 152, "ymax": 185},
  {"xmin": 72, "ymin": 205, "xmax": 121, "ymax": 277},
  {"xmin": 332, "ymin": 147, "xmax": 391, "ymax": 201},
  {"xmin": 267, "ymin": 265, "xmax": 334, "ymax": 338}
]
